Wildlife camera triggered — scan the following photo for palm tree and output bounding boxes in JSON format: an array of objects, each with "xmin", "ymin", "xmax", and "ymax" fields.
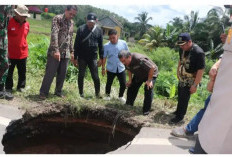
[
  {"xmin": 138, "ymin": 26, "xmax": 165, "ymax": 50},
  {"xmin": 183, "ymin": 11, "xmax": 199, "ymax": 33},
  {"xmin": 203, "ymin": 7, "xmax": 229, "ymax": 58},
  {"xmin": 135, "ymin": 12, "xmax": 152, "ymax": 38},
  {"xmin": 170, "ymin": 17, "xmax": 184, "ymax": 32}
]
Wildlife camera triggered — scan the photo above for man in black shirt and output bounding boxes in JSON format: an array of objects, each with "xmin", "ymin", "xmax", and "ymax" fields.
[
  {"xmin": 118, "ymin": 50, "xmax": 158, "ymax": 115},
  {"xmin": 170, "ymin": 33, "xmax": 205, "ymax": 124},
  {"xmin": 73, "ymin": 13, "xmax": 103, "ymax": 98}
]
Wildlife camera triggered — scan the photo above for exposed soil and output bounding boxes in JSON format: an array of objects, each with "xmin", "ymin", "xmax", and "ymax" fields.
[{"xmin": 2, "ymin": 104, "xmax": 143, "ymax": 154}]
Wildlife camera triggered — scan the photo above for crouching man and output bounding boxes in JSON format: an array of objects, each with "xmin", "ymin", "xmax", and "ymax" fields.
[{"xmin": 118, "ymin": 50, "xmax": 158, "ymax": 115}]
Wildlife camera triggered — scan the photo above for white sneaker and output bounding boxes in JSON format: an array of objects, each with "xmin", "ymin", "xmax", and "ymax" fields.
[
  {"xmin": 118, "ymin": 97, "xmax": 126, "ymax": 104},
  {"xmin": 170, "ymin": 126, "xmax": 193, "ymax": 138},
  {"xmin": 103, "ymin": 96, "xmax": 111, "ymax": 101}
]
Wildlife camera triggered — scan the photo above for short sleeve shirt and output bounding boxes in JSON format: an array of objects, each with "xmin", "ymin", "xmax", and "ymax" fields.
[
  {"xmin": 179, "ymin": 43, "xmax": 205, "ymax": 74},
  {"xmin": 103, "ymin": 39, "xmax": 128, "ymax": 73},
  {"xmin": 126, "ymin": 53, "xmax": 158, "ymax": 82}
]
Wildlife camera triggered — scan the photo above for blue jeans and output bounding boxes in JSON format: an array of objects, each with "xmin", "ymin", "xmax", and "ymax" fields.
[{"xmin": 185, "ymin": 94, "xmax": 212, "ymax": 134}]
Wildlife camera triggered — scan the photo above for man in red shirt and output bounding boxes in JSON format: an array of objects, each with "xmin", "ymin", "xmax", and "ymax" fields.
[{"xmin": 5, "ymin": 5, "xmax": 30, "ymax": 92}]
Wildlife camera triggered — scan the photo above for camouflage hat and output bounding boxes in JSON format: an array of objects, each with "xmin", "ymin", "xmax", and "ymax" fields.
[{"xmin": 14, "ymin": 5, "xmax": 30, "ymax": 17}]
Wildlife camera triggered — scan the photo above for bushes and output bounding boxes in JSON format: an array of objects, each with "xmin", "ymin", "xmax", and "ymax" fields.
[
  {"xmin": 148, "ymin": 47, "xmax": 179, "ymax": 71},
  {"xmin": 28, "ymin": 35, "xmax": 49, "ymax": 72},
  {"xmin": 155, "ymin": 70, "xmax": 178, "ymax": 98},
  {"xmin": 41, "ymin": 12, "xmax": 56, "ymax": 20}
]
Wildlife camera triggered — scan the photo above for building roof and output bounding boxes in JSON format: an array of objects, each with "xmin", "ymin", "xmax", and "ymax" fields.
[
  {"xmin": 28, "ymin": 6, "xmax": 43, "ymax": 14},
  {"xmin": 98, "ymin": 16, "xmax": 123, "ymax": 29}
]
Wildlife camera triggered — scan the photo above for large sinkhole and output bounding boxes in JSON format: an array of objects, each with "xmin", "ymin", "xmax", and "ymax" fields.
[{"xmin": 2, "ymin": 105, "xmax": 142, "ymax": 154}]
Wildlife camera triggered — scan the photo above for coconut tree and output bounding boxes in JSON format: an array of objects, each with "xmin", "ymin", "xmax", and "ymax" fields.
[
  {"xmin": 134, "ymin": 12, "xmax": 152, "ymax": 38},
  {"xmin": 138, "ymin": 26, "xmax": 165, "ymax": 50},
  {"xmin": 203, "ymin": 6, "xmax": 230, "ymax": 58},
  {"xmin": 183, "ymin": 11, "xmax": 199, "ymax": 33}
]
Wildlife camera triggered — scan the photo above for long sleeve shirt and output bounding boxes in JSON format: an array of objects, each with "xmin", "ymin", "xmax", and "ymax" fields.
[
  {"xmin": 47, "ymin": 14, "xmax": 74, "ymax": 59},
  {"xmin": 74, "ymin": 24, "xmax": 103, "ymax": 60}
]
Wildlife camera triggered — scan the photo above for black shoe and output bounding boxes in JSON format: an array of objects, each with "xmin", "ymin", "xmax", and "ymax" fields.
[
  {"xmin": 17, "ymin": 88, "xmax": 25, "ymax": 92},
  {"xmin": 0, "ymin": 91, "xmax": 14, "ymax": 100},
  {"xmin": 54, "ymin": 93, "xmax": 65, "ymax": 98},
  {"xmin": 96, "ymin": 94, "xmax": 102, "ymax": 99},
  {"xmin": 80, "ymin": 93, "xmax": 84, "ymax": 98},
  {"xmin": 169, "ymin": 117, "xmax": 184, "ymax": 124}
]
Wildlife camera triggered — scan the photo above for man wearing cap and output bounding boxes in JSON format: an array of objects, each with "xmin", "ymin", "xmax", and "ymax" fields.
[
  {"xmin": 170, "ymin": 33, "xmax": 205, "ymax": 124},
  {"xmin": 0, "ymin": 5, "xmax": 14, "ymax": 100},
  {"xmin": 118, "ymin": 50, "xmax": 158, "ymax": 115},
  {"xmin": 4, "ymin": 5, "xmax": 30, "ymax": 93},
  {"xmin": 39, "ymin": 5, "xmax": 77, "ymax": 99},
  {"xmin": 73, "ymin": 12, "xmax": 103, "ymax": 98}
]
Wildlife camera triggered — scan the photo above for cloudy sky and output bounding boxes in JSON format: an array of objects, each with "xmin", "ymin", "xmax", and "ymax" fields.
[{"xmin": 92, "ymin": 4, "xmax": 218, "ymax": 27}]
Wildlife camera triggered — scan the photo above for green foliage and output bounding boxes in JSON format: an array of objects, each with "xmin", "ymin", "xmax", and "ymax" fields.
[
  {"xmin": 148, "ymin": 47, "xmax": 179, "ymax": 71},
  {"xmin": 134, "ymin": 12, "xmax": 153, "ymax": 39},
  {"xmin": 27, "ymin": 35, "xmax": 49, "ymax": 72},
  {"xmin": 138, "ymin": 26, "xmax": 164, "ymax": 49},
  {"xmin": 41, "ymin": 12, "xmax": 56, "ymax": 20},
  {"xmin": 155, "ymin": 70, "xmax": 178, "ymax": 98},
  {"xmin": 66, "ymin": 64, "xmax": 78, "ymax": 83},
  {"xmin": 204, "ymin": 57, "xmax": 216, "ymax": 75}
]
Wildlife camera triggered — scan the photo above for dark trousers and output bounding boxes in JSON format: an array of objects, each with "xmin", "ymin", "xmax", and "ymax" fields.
[
  {"xmin": 5, "ymin": 58, "xmax": 27, "ymax": 90},
  {"xmin": 40, "ymin": 55, "xmax": 69, "ymax": 95},
  {"xmin": 175, "ymin": 83, "xmax": 191, "ymax": 119},
  {"xmin": 78, "ymin": 58, "xmax": 100, "ymax": 96},
  {"xmin": 126, "ymin": 76, "xmax": 156, "ymax": 113},
  {"xmin": 105, "ymin": 70, "xmax": 126, "ymax": 97},
  {"xmin": 192, "ymin": 136, "xmax": 207, "ymax": 154}
]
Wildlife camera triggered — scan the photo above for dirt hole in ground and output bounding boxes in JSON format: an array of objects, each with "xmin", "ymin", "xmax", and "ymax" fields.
[{"xmin": 2, "ymin": 106, "xmax": 141, "ymax": 154}]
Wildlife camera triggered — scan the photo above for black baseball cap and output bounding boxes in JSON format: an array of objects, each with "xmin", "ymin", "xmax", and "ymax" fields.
[
  {"xmin": 176, "ymin": 33, "xmax": 191, "ymax": 46},
  {"xmin": 224, "ymin": 5, "xmax": 232, "ymax": 8},
  {"xmin": 87, "ymin": 12, "xmax": 97, "ymax": 23}
]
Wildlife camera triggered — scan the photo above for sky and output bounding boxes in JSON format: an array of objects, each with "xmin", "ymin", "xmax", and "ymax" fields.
[
  {"xmin": 92, "ymin": 4, "xmax": 218, "ymax": 27},
  {"xmin": 3, "ymin": 0, "xmax": 230, "ymax": 27}
]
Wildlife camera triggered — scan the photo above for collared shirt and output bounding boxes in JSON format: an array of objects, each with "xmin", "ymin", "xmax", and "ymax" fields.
[
  {"xmin": 0, "ymin": 5, "xmax": 12, "ymax": 51},
  {"xmin": 126, "ymin": 53, "xmax": 158, "ymax": 82},
  {"xmin": 48, "ymin": 14, "xmax": 74, "ymax": 59},
  {"xmin": 74, "ymin": 24, "xmax": 103, "ymax": 60},
  {"xmin": 178, "ymin": 43, "xmax": 205, "ymax": 87},
  {"xmin": 7, "ymin": 17, "xmax": 29, "ymax": 59},
  {"xmin": 104, "ymin": 39, "xmax": 128, "ymax": 73}
]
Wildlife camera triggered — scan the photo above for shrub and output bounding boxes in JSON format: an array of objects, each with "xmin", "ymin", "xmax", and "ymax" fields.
[
  {"xmin": 28, "ymin": 36, "xmax": 49, "ymax": 71},
  {"xmin": 155, "ymin": 70, "xmax": 178, "ymax": 98},
  {"xmin": 148, "ymin": 47, "xmax": 179, "ymax": 71},
  {"xmin": 41, "ymin": 12, "xmax": 56, "ymax": 20}
]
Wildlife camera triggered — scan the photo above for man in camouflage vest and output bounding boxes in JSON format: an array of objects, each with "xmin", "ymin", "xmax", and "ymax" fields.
[
  {"xmin": 0, "ymin": 5, "xmax": 14, "ymax": 100},
  {"xmin": 39, "ymin": 5, "xmax": 77, "ymax": 99},
  {"xmin": 170, "ymin": 33, "xmax": 205, "ymax": 124}
]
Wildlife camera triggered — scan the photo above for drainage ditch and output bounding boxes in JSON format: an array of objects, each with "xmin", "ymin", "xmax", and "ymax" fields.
[{"xmin": 2, "ymin": 106, "xmax": 142, "ymax": 154}]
